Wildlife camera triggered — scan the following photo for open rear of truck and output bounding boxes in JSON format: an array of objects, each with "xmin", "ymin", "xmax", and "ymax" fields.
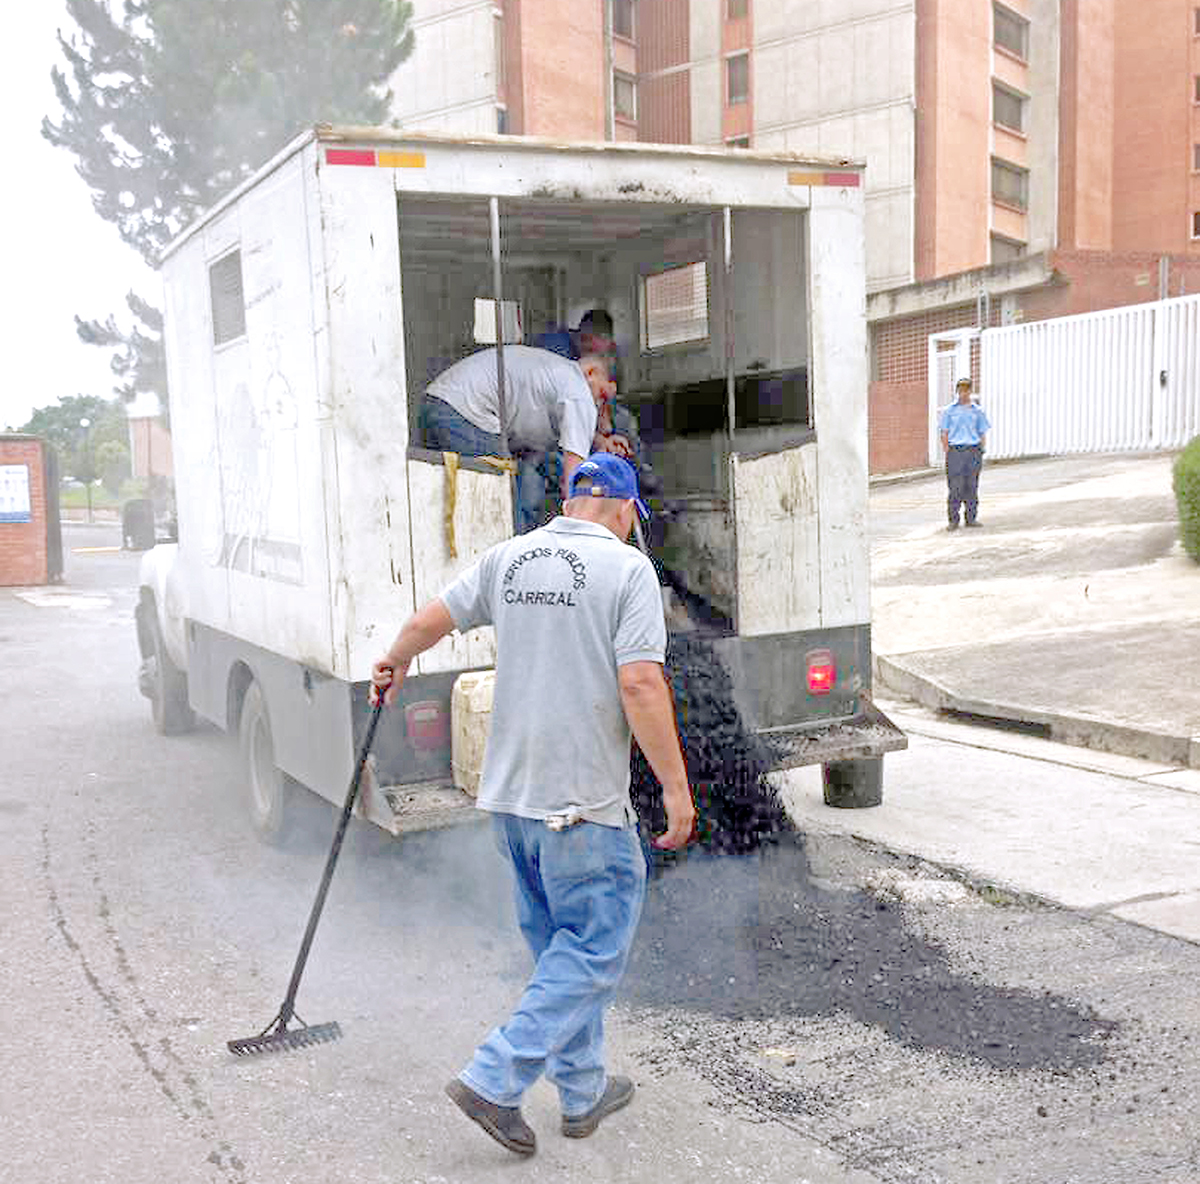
[{"xmin": 144, "ymin": 126, "xmax": 903, "ymax": 841}]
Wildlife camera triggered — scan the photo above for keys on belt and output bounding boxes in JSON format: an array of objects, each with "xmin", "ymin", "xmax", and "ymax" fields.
[{"xmin": 544, "ymin": 808, "xmax": 584, "ymax": 831}]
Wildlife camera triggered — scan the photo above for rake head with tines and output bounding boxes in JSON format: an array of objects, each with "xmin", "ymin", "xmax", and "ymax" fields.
[
  {"xmin": 227, "ymin": 1010, "xmax": 342, "ymax": 1057},
  {"xmin": 227, "ymin": 697, "xmax": 386, "ymax": 1059}
]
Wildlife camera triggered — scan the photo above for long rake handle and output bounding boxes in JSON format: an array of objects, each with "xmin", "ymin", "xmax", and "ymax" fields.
[{"xmin": 275, "ymin": 695, "xmax": 386, "ymax": 1029}]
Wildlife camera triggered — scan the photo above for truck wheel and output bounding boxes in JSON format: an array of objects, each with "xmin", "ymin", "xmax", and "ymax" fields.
[
  {"xmin": 822, "ymin": 757, "xmax": 883, "ymax": 808},
  {"xmin": 151, "ymin": 617, "xmax": 194, "ymax": 735},
  {"xmin": 240, "ymin": 681, "xmax": 292, "ymax": 844}
]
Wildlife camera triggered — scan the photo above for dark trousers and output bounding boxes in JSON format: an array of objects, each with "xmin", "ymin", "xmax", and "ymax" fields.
[{"xmin": 946, "ymin": 445, "xmax": 983, "ymax": 524}]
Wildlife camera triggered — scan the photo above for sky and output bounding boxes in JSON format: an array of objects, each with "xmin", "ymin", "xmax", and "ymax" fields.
[{"xmin": 1, "ymin": 1, "xmax": 155, "ymax": 432}]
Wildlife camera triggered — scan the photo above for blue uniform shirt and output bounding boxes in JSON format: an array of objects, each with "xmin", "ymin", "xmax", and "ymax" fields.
[
  {"xmin": 532, "ymin": 327, "xmax": 578, "ymax": 359},
  {"xmin": 940, "ymin": 401, "xmax": 991, "ymax": 446}
]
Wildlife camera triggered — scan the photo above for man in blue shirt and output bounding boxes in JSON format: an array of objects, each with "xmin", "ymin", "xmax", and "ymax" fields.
[
  {"xmin": 534, "ymin": 308, "xmax": 616, "ymax": 367},
  {"xmin": 939, "ymin": 377, "xmax": 991, "ymax": 530}
]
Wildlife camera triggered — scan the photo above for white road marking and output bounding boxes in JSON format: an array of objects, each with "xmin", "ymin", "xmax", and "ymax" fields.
[{"xmin": 12, "ymin": 589, "xmax": 113, "ymax": 610}]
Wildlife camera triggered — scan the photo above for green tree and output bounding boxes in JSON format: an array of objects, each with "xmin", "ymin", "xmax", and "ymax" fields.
[
  {"xmin": 21, "ymin": 395, "xmax": 127, "ymax": 477},
  {"xmin": 43, "ymin": 0, "xmax": 415, "ymax": 406},
  {"xmin": 96, "ymin": 439, "xmax": 133, "ymax": 494}
]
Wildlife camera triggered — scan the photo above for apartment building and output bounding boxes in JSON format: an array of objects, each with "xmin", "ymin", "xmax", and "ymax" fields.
[{"xmin": 389, "ymin": 0, "xmax": 1200, "ymax": 469}]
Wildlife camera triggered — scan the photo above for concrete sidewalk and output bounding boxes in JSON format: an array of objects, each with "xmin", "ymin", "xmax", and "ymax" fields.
[
  {"xmin": 780, "ymin": 451, "xmax": 1200, "ymax": 946},
  {"xmin": 869, "ymin": 451, "xmax": 1199, "ymax": 768}
]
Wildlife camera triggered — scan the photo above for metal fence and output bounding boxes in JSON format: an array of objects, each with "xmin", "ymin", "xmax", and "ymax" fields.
[{"xmin": 977, "ymin": 294, "xmax": 1200, "ymax": 461}]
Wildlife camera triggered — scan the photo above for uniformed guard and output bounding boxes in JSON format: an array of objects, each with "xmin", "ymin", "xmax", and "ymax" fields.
[{"xmin": 939, "ymin": 377, "xmax": 991, "ymax": 530}]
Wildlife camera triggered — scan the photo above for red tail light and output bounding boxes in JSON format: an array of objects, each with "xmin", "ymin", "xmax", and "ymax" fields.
[{"xmin": 806, "ymin": 649, "xmax": 836, "ymax": 695}]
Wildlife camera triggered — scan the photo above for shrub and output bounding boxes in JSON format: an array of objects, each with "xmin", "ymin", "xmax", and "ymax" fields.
[{"xmin": 1174, "ymin": 436, "xmax": 1200, "ymax": 563}]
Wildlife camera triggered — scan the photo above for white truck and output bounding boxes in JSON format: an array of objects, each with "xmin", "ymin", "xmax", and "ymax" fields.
[{"xmin": 136, "ymin": 125, "xmax": 905, "ymax": 842}]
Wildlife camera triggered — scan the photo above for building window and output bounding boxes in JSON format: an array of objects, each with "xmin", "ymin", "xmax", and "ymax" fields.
[
  {"xmin": 1194, "ymin": 143, "xmax": 1200, "ymax": 171},
  {"xmin": 726, "ymin": 135, "xmax": 751, "ymax": 149},
  {"xmin": 497, "ymin": 108, "xmax": 509, "ymax": 135},
  {"xmin": 993, "ymin": 83, "xmax": 1026, "ymax": 133},
  {"xmin": 727, "ymin": 53, "xmax": 750, "ymax": 105},
  {"xmin": 992, "ymin": 158, "xmax": 1029, "ymax": 210},
  {"xmin": 641, "ymin": 262, "xmax": 709, "ymax": 350},
  {"xmin": 1193, "ymin": 211, "xmax": 1200, "ymax": 239},
  {"xmin": 1195, "ymin": 75, "xmax": 1200, "ymax": 102},
  {"xmin": 990, "ymin": 234, "xmax": 1025, "ymax": 264},
  {"xmin": 613, "ymin": 0, "xmax": 634, "ymax": 41},
  {"xmin": 614, "ymin": 71, "xmax": 637, "ymax": 121},
  {"xmin": 209, "ymin": 250, "xmax": 245, "ymax": 346},
  {"xmin": 994, "ymin": 4, "xmax": 1029, "ymax": 60},
  {"xmin": 728, "ymin": 0, "xmax": 748, "ymax": 18},
  {"xmin": 1195, "ymin": 6, "xmax": 1200, "ymax": 34}
]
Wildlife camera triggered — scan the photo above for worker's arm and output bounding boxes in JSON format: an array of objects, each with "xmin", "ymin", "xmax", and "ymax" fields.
[
  {"xmin": 618, "ymin": 661, "xmax": 695, "ymax": 850},
  {"xmin": 560, "ymin": 450, "xmax": 584, "ymax": 497},
  {"xmin": 371, "ymin": 598, "xmax": 457, "ymax": 706},
  {"xmin": 940, "ymin": 429, "xmax": 949, "ymax": 453}
]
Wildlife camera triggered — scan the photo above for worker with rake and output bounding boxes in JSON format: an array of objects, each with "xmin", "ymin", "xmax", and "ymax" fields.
[{"xmin": 371, "ymin": 452, "xmax": 695, "ymax": 1157}]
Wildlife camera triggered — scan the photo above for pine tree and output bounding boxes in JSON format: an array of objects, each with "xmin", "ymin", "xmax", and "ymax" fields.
[
  {"xmin": 45, "ymin": 0, "xmax": 414, "ymax": 263},
  {"xmin": 42, "ymin": 0, "xmax": 414, "ymax": 409},
  {"xmin": 75, "ymin": 292, "xmax": 165, "ymax": 409}
]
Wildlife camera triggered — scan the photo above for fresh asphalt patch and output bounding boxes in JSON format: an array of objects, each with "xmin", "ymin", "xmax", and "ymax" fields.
[
  {"xmin": 618, "ymin": 833, "xmax": 1200, "ymax": 1184},
  {"xmin": 624, "ymin": 833, "xmax": 1114, "ymax": 1072}
]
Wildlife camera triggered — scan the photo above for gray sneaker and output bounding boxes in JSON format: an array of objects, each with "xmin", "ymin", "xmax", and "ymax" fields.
[{"xmin": 561, "ymin": 1075, "xmax": 635, "ymax": 1138}]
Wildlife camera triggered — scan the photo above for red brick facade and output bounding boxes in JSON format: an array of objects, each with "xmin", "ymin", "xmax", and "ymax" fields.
[{"xmin": 0, "ymin": 437, "xmax": 51, "ymax": 587}]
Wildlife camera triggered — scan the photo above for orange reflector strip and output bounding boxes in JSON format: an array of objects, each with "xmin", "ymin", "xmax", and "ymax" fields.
[
  {"xmin": 788, "ymin": 170, "xmax": 861, "ymax": 188},
  {"xmin": 378, "ymin": 150, "xmax": 426, "ymax": 169},
  {"xmin": 327, "ymin": 148, "xmax": 376, "ymax": 167}
]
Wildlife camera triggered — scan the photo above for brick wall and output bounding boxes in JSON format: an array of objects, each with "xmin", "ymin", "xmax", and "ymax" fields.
[
  {"xmin": 872, "ymin": 302, "xmax": 988, "ymax": 385},
  {"xmin": 637, "ymin": 0, "xmax": 690, "ymax": 144},
  {"xmin": 129, "ymin": 417, "xmax": 174, "ymax": 480},
  {"xmin": 1024, "ymin": 249, "xmax": 1200, "ymax": 318},
  {"xmin": 869, "ymin": 380, "xmax": 929, "ymax": 473},
  {"xmin": 0, "ymin": 437, "xmax": 49, "ymax": 587}
]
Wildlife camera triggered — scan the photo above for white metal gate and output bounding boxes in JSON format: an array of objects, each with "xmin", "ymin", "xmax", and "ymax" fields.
[{"xmin": 969, "ymin": 294, "xmax": 1200, "ymax": 462}]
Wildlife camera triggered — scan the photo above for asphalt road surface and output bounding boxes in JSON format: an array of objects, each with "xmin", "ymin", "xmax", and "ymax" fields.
[{"xmin": 1, "ymin": 524, "xmax": 1198, "ymax": 1183}]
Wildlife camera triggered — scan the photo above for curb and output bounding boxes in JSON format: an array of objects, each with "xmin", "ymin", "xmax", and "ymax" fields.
[{"xmin": 873, "ymin": 652, "xmax": 1198, "ymax": 770}]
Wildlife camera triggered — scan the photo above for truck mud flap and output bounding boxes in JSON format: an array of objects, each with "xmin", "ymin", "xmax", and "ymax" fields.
[{"xmin": 759, "ymin": 701, "xmax": 908, "ymax": 772}]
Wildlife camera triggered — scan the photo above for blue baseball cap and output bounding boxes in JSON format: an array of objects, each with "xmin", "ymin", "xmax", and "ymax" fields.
[{"xmin": 569, "ymin": 453, "xmax": 650, "ymax": 521}]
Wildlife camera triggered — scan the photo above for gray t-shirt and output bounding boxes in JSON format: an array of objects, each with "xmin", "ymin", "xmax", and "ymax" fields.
[
  {"xmin": 427, "ymin": 345, "xmax": 597, "ymax": 458},
  {"xmin": 440, "ymin": 516, "xmax": 666, "ymax": 828}
]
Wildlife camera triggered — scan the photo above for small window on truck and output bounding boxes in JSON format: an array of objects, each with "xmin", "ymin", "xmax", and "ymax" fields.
[
  {"xmin": 641, "ymin": 261, "xmax": 709, "ymax": 350},
  {"xmin": 209, "ymin": 250, "xmax": 246, "ymax": 346}
]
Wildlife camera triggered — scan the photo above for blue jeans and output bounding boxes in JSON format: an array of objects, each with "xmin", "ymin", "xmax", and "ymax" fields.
[
  {"xmin": 512, "ymin": 451, "xmax": 564, "ymax": 535},
  {"xmin": 460, "ymin": 814, "xmax": 647, "ymax": 1117},
  {"xmin": 420, "ymin": 396, "xmax": 503, "ymax": 457},
  {"xmin": 420, "ymin": 397, "xmax": 551, "ymax": 535}
]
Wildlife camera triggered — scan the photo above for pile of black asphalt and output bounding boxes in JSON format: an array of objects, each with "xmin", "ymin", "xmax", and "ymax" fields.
[{"xmin": 630, "ymin": 632, "xmax": 792, "ymax": 863}]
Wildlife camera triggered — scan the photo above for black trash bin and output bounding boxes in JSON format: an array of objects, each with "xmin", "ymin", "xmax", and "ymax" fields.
[
  {"xmin": 822, "ymin": 757, "xmax": 884, "ymax": 808},
  {"xmin": 122, "ymin": 498, "xmax": 156, "ymax": 551}
]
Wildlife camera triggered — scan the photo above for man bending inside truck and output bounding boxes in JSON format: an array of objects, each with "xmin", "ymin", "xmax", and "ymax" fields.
[
  {"xmin": 420, "ymin": 345, "xmax": 613, "ymax": 533},
  {"xmin": 370, "ymin": 453, "xmax": 694, "ymax": 1157}
]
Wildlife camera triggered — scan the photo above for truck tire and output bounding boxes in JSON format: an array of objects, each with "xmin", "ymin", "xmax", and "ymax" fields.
[
  {"xmin": 822, "ymin": 757, "xmax": 883, "ymax": 808},
  {"xmin": 151, "ymin": 617, "xmax": 194, "ymax": 735},
  {"xmin": 240, "ymin": 681, "xmax": 292, "ymax": 844}
]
